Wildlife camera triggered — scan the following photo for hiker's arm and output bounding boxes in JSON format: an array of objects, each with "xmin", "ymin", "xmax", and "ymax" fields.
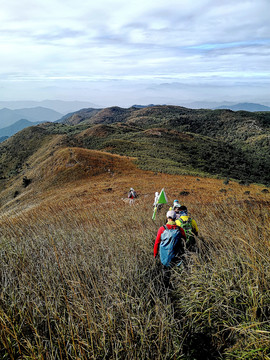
[
  {"xmin": 180, "ymin": 227, "xmax": 186, "ymax": 241},
  {"xmin": 153, "ymin": 227, "xmax": 163, "ymax": 257}
]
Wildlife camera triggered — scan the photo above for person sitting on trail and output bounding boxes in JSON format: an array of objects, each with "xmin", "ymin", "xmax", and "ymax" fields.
[
  {"xmin": 154, "ymin": 210, "xmax": 186, "ymax": 287},
  {"xmin": 128, "ymin": 188, "xmax": 137, "ymax": 204},
  {"xmin": 175, "ymin": 205, "xmax": 198, "ymax": 252}
]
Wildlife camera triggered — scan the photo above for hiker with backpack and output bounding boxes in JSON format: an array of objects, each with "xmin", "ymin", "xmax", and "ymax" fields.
[
  {"xmin": 154, "ymin": 210, "xmax": 186, "ymax": 288},
  {"xmin": 128, "ymin": 188, "xmax": 137, "ymax": 205},
  {"xmin": 175, "ymin": 205, "xmax": 198, "ymax": 252}
]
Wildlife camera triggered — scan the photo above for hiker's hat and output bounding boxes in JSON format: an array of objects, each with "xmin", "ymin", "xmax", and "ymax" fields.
[
  {"xmin": 166, "ymin": 210, "xmax": 176, "ymax": 220},
  {"xmin": 173, "ymin": 199, "xmax": 179, "ymax": 203},
  {"xmin": 130, "ymin": 188, "xmax": 134, "ymax": 191}
]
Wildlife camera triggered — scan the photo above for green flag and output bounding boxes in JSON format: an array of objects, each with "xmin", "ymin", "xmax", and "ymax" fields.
[
  {"xmin": 152, "ymin": 188, "xmax": 168, "ymax": 220},
  {"xmin": 157, "ymin": 188, "xmax": 168, "ymax": 204}
]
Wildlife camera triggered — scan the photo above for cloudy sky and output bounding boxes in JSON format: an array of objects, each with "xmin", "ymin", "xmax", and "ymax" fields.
[{"xmin": 1, "ymin": 0, "xmax": 270, "ymax": 107}]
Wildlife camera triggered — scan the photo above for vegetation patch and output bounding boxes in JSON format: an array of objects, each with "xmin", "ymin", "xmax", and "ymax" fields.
[{"xmin": 0, "ymin": 195, "xmax": 269, "ymax": 359}]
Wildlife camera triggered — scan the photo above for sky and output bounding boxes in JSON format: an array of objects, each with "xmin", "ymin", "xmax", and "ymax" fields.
[{"xmin": 1, "ymin": 0, "xmax": 270, "ymax": 108}]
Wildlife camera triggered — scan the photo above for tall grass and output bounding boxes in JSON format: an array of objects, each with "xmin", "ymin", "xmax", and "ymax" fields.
[{"xmin": 0, "ymin": 197, "xmax": 270, "ymax": 359}]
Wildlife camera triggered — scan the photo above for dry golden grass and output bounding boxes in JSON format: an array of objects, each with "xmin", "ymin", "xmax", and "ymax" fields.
[{"xmin": 0, "ymin": 149, "xmax": 270, "ymax": 359}]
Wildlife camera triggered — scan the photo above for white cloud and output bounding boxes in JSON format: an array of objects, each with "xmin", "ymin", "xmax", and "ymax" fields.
[{"xmin": 0, "ymin": 0, "xmax": 269, "ymax": 105}]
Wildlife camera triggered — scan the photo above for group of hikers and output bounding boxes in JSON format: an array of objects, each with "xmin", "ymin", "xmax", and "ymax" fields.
[
  {"xmin": 153, "ymin": 199, "xmax": 199, "ymax": 287},
  {"xmin": 128, "ymin": 189, "xmax": 199, "ymax": 288}
]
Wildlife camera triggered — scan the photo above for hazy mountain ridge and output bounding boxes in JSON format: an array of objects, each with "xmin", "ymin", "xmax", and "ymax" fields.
[
  {"xmin": 0, "ymin": 119, "xmax": 40, "ymax": 139},
  {"xmin": 0, "ymin": 100, "xmax": 99, "ymax": 113},
  {"xmin": 0, "ymin": 106, "xmax": 63, "ymax": 129},
  {"xmin": 215, "ymin": 102, "xmax": 270, "ymax": 112}
]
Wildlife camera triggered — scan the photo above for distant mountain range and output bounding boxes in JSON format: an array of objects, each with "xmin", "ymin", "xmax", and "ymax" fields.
[
  {"xmin": 0, "ymin": 107, "xmax": 63, "ymax": 129},
  {"xmin": 0, "ymin": 100, "xmax": 100, "ymax": 114},
  {"xmin": 1, "ymin": 101, "xmax": 270, "ymax": 144},
  {"xmin": 0, "ymin": 119, "xmax": 40, "ymax": 140},
  {"xmin": 214, "ymin": 102, "xmax": 270, "ymax": 112}
]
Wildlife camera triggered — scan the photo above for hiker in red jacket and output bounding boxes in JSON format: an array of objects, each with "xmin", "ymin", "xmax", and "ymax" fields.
[
  {"xmin": 154, "ymin": 210, "xmax": 186, "ymax": 288},
  {"xmin": 154, "ymin": 210, "xmax": 186, "ymax": 258}
]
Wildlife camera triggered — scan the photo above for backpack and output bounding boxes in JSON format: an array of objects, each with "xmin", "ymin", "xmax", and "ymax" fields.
[
  {"xmin": 178, "ymin": 217, "xmax": 196, "ymax": 250},
  {"xmin": 160, "ymin": 225, "xmax": 185, "ymax": 267},
  {"xmin": 128, "ymin": 190, "xmax": 134, "ymax": 199}
]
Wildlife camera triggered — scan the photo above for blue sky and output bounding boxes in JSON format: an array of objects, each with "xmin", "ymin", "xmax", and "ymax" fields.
[{"xmin": 1, "ymin": 0, "xmax": 270, "ymax": 107}]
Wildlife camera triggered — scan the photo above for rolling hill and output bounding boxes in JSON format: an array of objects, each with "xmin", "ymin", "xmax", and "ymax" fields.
[
  {"xmin": 59, "ymin": 105, "xmax": 270, "ymax": 184},
  {"xmin": 0, "ymin": 105, "xmax": 269, "ymax": 210}
]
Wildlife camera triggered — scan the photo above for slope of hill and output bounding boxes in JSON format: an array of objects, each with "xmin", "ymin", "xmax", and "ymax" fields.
[
  {"xmin": 0, "ymin": 125, "xmax": 53, "ymax": 182},
  {"xmin": 60, "ymin": 104, "xmax": 270, "ymax": 143},
  {"xmin": 61, "ymin": 106, "xmax": 136, "ymax": 125},
  {"xmin": 57, "ymin": 108, "xmax": 101, "ymax": 125},
  {"xmin": 55, "ymin": 105, "xmax": 270, "ymax": 185}
]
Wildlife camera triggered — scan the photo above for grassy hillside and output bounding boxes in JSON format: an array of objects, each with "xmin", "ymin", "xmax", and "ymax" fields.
[
  {"xmin": 63, "ymin": 105, "xmax": 270, "ymax": 142},
  {"xmin": 0, "ymin": 126, "xmax": 53, "ymax": 181},
  {"xmin": 0, "ymin": 151, "xmax": 269, "ymax": 359},
  {"xmin": 0, "ymin": 105, "xmax": 269, "ymax": 358},
  {"xmin": 61, "ymin": 105, "xmax": 270, "ymax": 185},
  {"xmin": 0, "ymin": 105, "xmax": 269, "ymax": 195}
]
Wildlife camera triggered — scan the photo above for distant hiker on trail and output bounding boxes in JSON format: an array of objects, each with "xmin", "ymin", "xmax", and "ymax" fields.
[
  {"xmin": 154, "ymin": 210, "xmax": 186, "ymax": 288},
  {"xmin": 128, "ymin": 188, "xmax": 137, "ymax": 205},
  {"xmin": 169, "ymin": 199, "xmax": 180, "ymax": 210},
  {"xmin": 175, "ymin": 205, "xmax": 198, "ymax": 252},
  {"xmin": 173, "ymin": 202, "xmax": 182, "ymax": 220},
  {"xmin": 169, "ymin": 199, "xmax": 181, "ymax": 215}
]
